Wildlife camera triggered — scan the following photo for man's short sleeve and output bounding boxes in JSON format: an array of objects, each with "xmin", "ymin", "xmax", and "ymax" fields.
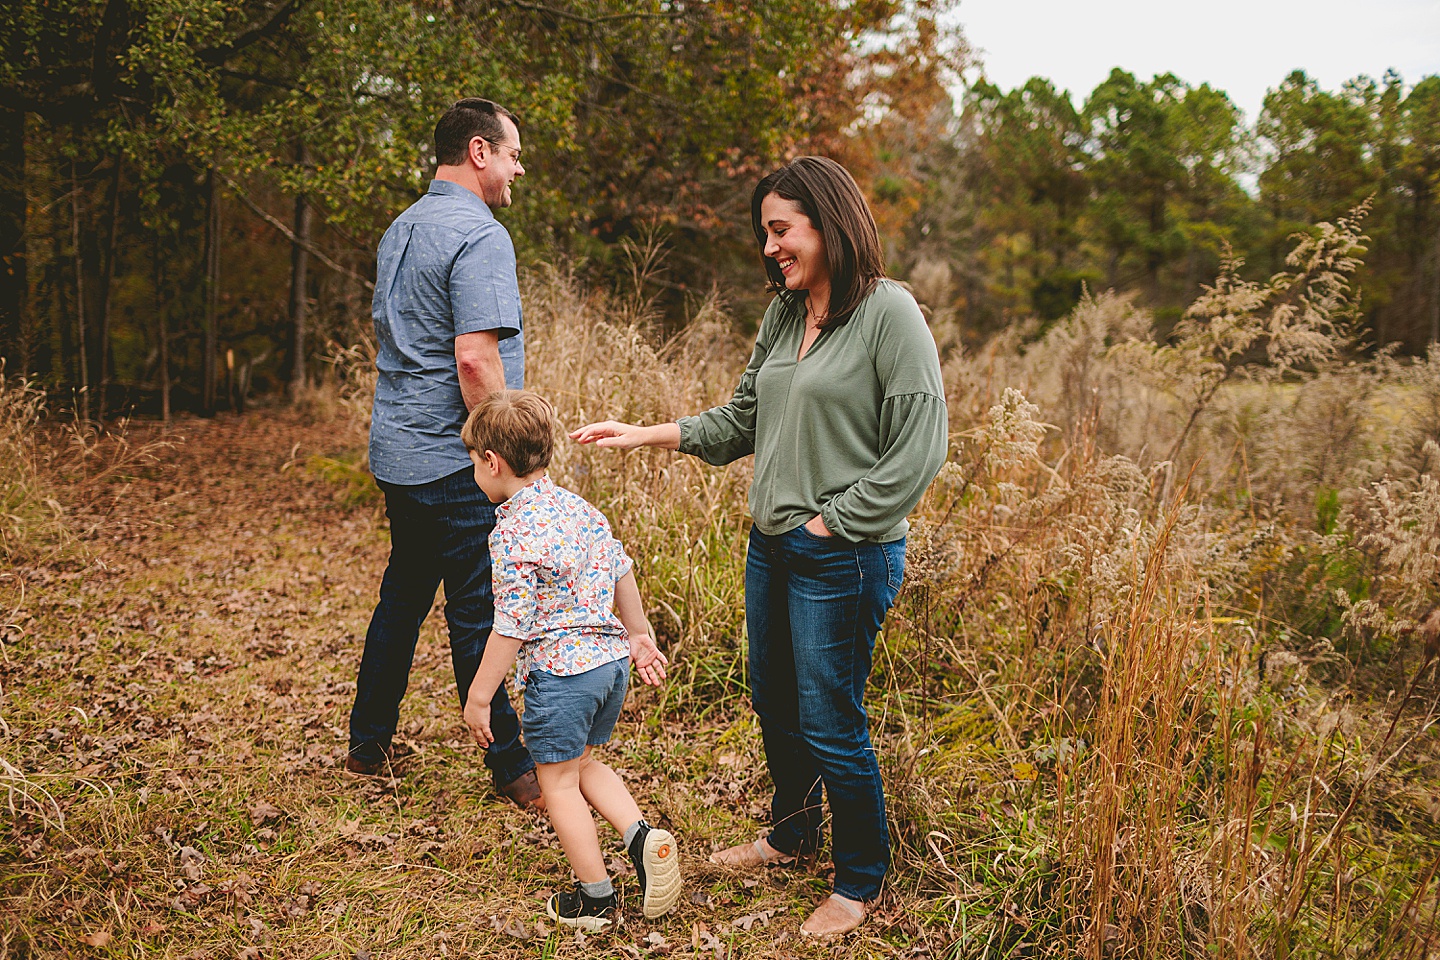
[{"xmin": 450, "ymin": 222, "xmax": 522, "ymax": 341}]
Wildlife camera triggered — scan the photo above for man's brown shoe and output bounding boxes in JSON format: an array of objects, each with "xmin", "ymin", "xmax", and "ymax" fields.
[
  {"xmin": 344, "ymin": 747, "xmax": 396, "ymax": 776},
  {"xmin": 497, "ymin": 769, "xmax": 546, "ymax": 813}
]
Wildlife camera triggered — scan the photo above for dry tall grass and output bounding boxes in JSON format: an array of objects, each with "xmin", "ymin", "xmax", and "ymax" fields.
[
  {"xmin": 494, "ymin": 208, "xmax": 1439, "ymax": 957},
  {"xmin": 5, "ymin": 204, "xmax": 1434, "ymax": 957},
  {"xmin": 0, "ymin": 367, "xmax": 65, "ymax": 561}
]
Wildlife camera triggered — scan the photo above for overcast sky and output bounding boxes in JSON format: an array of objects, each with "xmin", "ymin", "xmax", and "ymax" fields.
[{"xmin": 951, "ymin": 0, "xmax": 1440, "ymax": 122}]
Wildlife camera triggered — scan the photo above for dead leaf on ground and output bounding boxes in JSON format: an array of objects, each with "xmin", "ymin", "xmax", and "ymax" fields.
[
  {"xmin": 81, "ymin": 930, "xmax": 112, "ymax": 947},
  {"xmin": 177, "ymin": 845, "xmax": 205, "ymax": 880},
  {"xmin": 249, "ymin": 800, "xmax": 283, "ymax": 824},
  {"xmin": 731, "ymin": 908, "xmax": 775, "ymax": 931}
]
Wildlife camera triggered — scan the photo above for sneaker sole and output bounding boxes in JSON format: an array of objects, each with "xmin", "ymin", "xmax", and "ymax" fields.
[
  {"xmin": 546, "ymin": 898, "xmax": 613, "ymax": 933},
  {"xmin": 639, "ymin": 828, "xmax": 683, "ymax": 919}
]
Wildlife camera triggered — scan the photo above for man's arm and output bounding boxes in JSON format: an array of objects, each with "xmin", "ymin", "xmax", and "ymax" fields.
[{"xmin": 455, "ymin": 330, "xmax": 506, "ymax": 410}]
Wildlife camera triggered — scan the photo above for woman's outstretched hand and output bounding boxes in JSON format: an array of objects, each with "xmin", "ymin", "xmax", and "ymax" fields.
[{"xmin": 569, "ymin": 421, "xmax": 681, "ymax": 450}]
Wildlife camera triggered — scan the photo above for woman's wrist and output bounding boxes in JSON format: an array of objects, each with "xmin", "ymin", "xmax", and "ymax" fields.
[{"xmin": 646, "ymin": 422, "xmax": 682, "ymax": 450}]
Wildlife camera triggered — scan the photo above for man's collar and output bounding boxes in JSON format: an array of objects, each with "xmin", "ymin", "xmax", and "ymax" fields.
[{"xmin": 426, "ymin": 178, "xmax": 495, "ymax": 217}]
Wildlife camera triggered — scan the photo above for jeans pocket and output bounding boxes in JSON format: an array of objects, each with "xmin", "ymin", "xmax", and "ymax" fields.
[
  {"xmin": 882, "ymin": 539, "xmax": 907, "ymax": 592},
  {"xmin": 788, "ymin": 531, "xmax": 861, "ymax": 593},
  {"xmin": 794, "ymin": 522, "xmax": 848, "ymax": 546}
]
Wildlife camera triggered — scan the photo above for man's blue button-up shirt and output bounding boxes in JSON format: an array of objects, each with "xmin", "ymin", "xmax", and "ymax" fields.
[{"xmin": 369, "ymin": 180, "xmax": 525, "ymax": 485}]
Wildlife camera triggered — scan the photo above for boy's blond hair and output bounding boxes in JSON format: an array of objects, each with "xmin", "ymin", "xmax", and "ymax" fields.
[{"xmin": 461, "ymin": 390, "xmax": 557, "ymax": 476}]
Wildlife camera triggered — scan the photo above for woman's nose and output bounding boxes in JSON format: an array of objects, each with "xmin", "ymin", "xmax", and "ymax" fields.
[{"xmin": 763, "ymin": 236, "xmax": 778, "ymax": 257}]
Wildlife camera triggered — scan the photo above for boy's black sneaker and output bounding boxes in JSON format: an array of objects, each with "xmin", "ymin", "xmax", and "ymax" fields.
[
  {"xmin": 546, "ymin": 882, "xmax": 617, "ymax": 932},
  {"xmin": 627, "ymin": 821, "xmax": 682, "ymax": 919}
]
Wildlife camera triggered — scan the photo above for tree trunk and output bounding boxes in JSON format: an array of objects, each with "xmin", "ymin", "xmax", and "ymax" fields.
[
  {"xmin": 70, "ymin": 159, "xmax": 90, "ymax": 421},
  {"xmin": 1432, "ymin": 231, "xmax": 1440, "ymax": 348},
  {"xmin": 154, "ymin": 229, "xmax": 170, "ymax": 423},
  {"xmin": 96, "ymin": 158, "xmax": 122, "ymax": 421},
  {"xmin": 0, "ymin": 105, "xmax": 25, "ymax": 374},
  {"xmin": 202, "ymin": 168, "xmax": 220, "ymax": 415},
  {"xmin": 288, "ymin": 141, "xmax": 312, "ymax": 395},
  {"xmin": 52, "ymin": 224, "xmax": 73, "ymax": 383}
]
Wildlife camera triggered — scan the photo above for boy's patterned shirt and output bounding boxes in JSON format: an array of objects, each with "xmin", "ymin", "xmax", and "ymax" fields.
[{"xmin": 490, "ymin": 475, "xmax": 633, "ymax": 686}]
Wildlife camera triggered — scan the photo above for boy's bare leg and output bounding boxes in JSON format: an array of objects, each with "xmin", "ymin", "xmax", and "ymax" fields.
[
  {"xmin": 575, "ymin": 747, "xmax": 644, "ymax": 833},
  {"xmin": 535, "ymin": 758, "xmax": 609, "ymax": 884}
]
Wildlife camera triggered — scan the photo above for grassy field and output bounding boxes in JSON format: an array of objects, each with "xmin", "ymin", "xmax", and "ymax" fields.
[
  {"xmin": 0, "ymin": 412, "xmax": 854, "ymax": 959},
  {"xmin": 3, "ymin": 228, "xmax": 1440, "ymax": 957}
]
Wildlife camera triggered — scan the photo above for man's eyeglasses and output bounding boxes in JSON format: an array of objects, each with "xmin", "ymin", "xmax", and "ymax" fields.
[{"xmin": 483, "ymin": 138, "xmax": 522, "ymax": 163}]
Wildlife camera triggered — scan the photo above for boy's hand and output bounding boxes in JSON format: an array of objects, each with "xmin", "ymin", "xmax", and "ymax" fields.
[
  {"xmin": 464, "ymin": 698, "xmax": 494, "ymax": 748},
  {"xmin": 628, "ymin": 633, "xmax": 668, "ymax": 686}
]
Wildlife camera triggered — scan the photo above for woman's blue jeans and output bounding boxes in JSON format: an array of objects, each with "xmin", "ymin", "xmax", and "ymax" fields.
[{"xmin": 746, "ymin": 524, "xmax": 905, "ymax": 902}]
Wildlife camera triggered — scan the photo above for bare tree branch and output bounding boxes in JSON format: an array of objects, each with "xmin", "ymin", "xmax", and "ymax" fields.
[
  {"xmin": 217, "ymin": 171, "xmax": 375, "ymax": 291},
  {"xmin": 198, "ymin": 0, "xmax": 307, "ymax": 65}
]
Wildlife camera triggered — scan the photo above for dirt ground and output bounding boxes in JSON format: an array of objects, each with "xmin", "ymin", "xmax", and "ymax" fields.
[{"xmin": 1, "ymin": 411, "xmax": 934, "ymax": 959}]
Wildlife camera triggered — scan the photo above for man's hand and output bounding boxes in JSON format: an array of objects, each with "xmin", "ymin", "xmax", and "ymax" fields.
[
  {"xmin": 628, "ymin": 633, "xmax": 669, "ymax": 686},
  {"xmin": 464, "ymin": 698, "xmax": 494, "ymax": 747}
]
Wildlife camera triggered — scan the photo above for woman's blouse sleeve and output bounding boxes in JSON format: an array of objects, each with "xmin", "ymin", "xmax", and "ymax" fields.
[
  {"xmin": 818, "ymin": 290, "xmax": 949, "ymax": 541},
  {"xmin": 676, "ymin": 305, "xmax": 775, "ymax": 466}
]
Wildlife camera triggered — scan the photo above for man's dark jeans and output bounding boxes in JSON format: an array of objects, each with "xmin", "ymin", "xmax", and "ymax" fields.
[
  {"xmin": 746, "ymin": 524, "xmax": 906, "ymax": 903},
  {"xmin": 348, "ymin": 467, "xmax": 534, "ymax": 787}
]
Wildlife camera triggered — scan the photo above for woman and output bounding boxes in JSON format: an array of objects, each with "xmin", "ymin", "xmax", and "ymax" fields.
[{"xmin": 571, "ymin": 157, "xmax": 947, "ymax": 936}]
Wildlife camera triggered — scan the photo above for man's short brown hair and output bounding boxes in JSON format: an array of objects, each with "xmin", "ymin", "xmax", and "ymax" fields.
[
  {"xmin": 460, "ymin": 390, "xmax": 556, "ymax": 476},
  {"xmin": 434, "ymin": 98, "xmax": 520, "ymax": 166}
]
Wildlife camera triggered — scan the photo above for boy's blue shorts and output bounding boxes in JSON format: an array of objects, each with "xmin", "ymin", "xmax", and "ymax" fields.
[{"xmin": 521, "ymin": 658, "xmax": 630, "ymax": 764}]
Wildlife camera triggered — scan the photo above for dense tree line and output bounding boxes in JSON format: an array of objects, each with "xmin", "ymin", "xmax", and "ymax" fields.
[
  {"xmin": 908, "ymin": 68, "xmax": 1440, "ymax": 347},
  {"xmin": 0, "ymin": 0, "xmax": 959, "ymax": 417},
  {"xmin": 1, "ymin": 1, "xmax": 1434, "ymax": 420}
]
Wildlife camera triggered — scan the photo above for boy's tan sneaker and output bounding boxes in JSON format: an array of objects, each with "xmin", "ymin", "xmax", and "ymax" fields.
[
  {"xmin": 628, "ymin": 823, "xmax": 682, "ymax": 918},
  {"xmin": 799, "ymin": 894, "xmax": 865, "ymax": 937}
]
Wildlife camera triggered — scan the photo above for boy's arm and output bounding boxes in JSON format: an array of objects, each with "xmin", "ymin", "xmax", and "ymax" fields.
[
  {"xmin": 463, "ymin": 632, "xmax": 524, "ymax": 747},
  {"xmin": 614, "ymin": 570, "xmax": 667, "ymax": 686}
]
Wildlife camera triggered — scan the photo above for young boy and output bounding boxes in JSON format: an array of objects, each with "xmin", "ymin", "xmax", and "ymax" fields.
[{"xmin": 459, "ymin": 390, "xmax": 682, "ymax": 930}]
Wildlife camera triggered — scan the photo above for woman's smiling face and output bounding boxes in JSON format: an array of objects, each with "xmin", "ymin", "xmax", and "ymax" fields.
[{"xmin": 760, "ymin": 193, "xmax": 830, "ymax": 299}]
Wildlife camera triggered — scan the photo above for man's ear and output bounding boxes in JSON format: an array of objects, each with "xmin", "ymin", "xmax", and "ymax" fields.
[{"xmin": 470, "ymin": 136, "xmax": 488, "ymax": 169}]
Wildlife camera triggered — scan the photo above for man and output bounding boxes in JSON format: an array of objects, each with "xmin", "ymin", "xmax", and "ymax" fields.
[{"xmin": 347, "ymin": 98, "xmax": 542, "ymax": 810}]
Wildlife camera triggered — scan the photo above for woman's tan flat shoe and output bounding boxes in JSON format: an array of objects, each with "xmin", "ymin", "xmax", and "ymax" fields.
[
  {"xmin": 708, "ymin": 838, "xmax": 793, "ymax": 868},
  {"xmin": 799, "ymin": 894, "xmax": 865, "ymax": 937}
]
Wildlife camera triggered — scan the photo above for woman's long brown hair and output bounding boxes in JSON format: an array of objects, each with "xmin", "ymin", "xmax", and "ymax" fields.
[{"xmin": 750, "ymin": 156, "xmax": 886, "ymax": 327}]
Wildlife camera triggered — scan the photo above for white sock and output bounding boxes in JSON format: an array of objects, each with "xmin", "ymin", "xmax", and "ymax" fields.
[{"xmin": 579, "ymin": 877, "xmax": 613, "ymax": 898}]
